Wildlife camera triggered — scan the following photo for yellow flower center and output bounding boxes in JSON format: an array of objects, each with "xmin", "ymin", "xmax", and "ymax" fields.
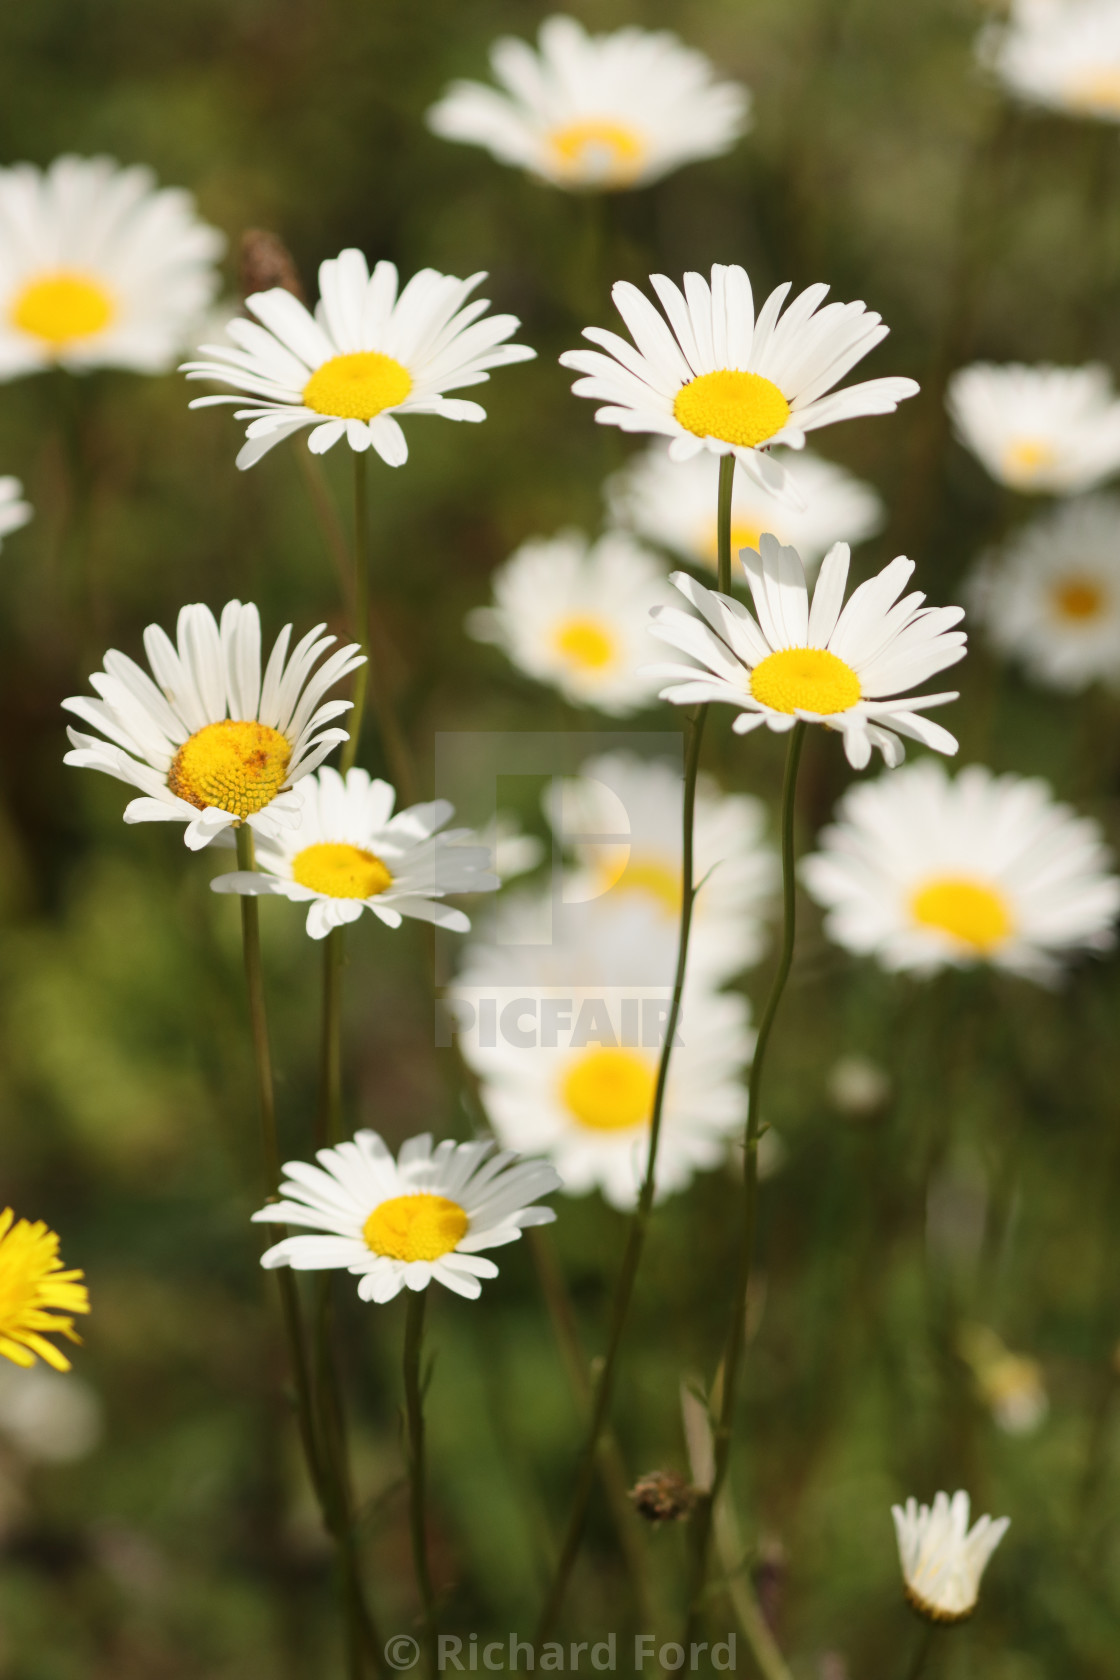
[
  {"xmin": 1002, "ymin": 436, "xmax": 1057, "ymax": 482},
  {"xmin": 291, "ymin": 841, "xmax": 393, "ymax": 899},
  {"xmin": 561, "ymin": 1047, "xmax": 656, "ymax": 1132},
  {"xmin": 0, "ymin": 1209, "xmax": 89, "ymax": 1373},
  {"xmin": 302, "ymin": 351, "xmax": 412, "ymax": 421},
  {"xmin": 910, "ymin": 876, "xmax": 1014, "ymax": 952},
  {"xmin": 1052, "ymin": 576, "xmax": 1106, "ymax": 621},
  {"xmin": 362, "ymin": 1193, "xmax": 469, "ymax": 1262},
  {"xmin": 10, "ymin": 270, "xmax": 115, "ymax": 349},
  {"xmin": 1065, "ymin": 68, "xmax": 1120, "ymax": 116},
  {"xmin": 750, "ymin": 646, "xmax": 861, "ymax": 714},
  {"xmin": 167, "ymin": 720, "xmax": 291, "ymax": 819},
  {"xmin": 548, "ymin": 119, "xmax": 646, "ymax": 184},
  {"xmin": 674, "ymin": 370, "xmax": 791, "ymax": 450},
  {"xmin": 598, "ymin": 851, "xmax": 683, "ymax": 917},
  {"xmin": 554, "ymin": 616, "xmax": 615, "ymax": 670},
  {"xmin": 702, "ymin": 519, "xmax": 767, "ymax": 571}
]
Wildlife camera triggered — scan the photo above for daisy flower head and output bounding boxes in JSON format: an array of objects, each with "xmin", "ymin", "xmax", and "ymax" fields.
[
  {"xmin": 0, "ymin": 1209, "xmax": 89, "ymax": 1373},
  {"xmin": 63, "ymin": 601, "xmax": 363, "ymax": 851},
  {"xmin": 0, "ymin": 477, "xmax": 31, "ymax": 549},
  {"xmin": 182, "ymin": 248, "xmax": 535, "ymax": 470},
  {"xmin": 466, "ymin": 530, "xmax": 675, "ymax": 715},
  {"xmin": 253, "ymin": 1130, "xmax": 561, "ymax": 1303},
  {"xmin": 212, "ymin": 767, "xmax": 497, "ymax": 938},
  {"xmin": 560, "ymin": 264, "xmax": 918, "ymax": 502},
  {"xmin": 968, "ymin": 494, "xmax": 1120, "ymax": 691},
  {"xmin": 801, "ymin": 761, "xmax": 1120, "ymax": 981},
  {"xmin": 647, "ymin": 536, "xmax": 966, "ymax": 769},
  {"xmin": 606, "ymin": 443, "xmax": 883, "ymax": 576},
  {"xmin": 427, "ymin": 15, "xmax": 750, "ymax": 192},
  {"xmin": 0, "ymin": 155, "xmax": 223, "ymax": 379},
  {"xmin": 983, "ymin": 0, "xmax": 1120, "ymax": 124},
  {"xmin": 947, "ymin": 362, "xmax": 1120, "ymax": 494},
  {"xmin": 892, "ymin": 1490, "xmax": 1009, "ymax": 1624}
]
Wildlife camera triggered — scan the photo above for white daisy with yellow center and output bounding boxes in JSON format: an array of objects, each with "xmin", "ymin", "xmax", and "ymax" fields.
[
  {"xmin": 982, "ymin": 0, "xmax": 1120, "ymax": 124},
  {"xmin": 647, "ymin": 534, "xmax": 965, "ymax": 769},
  {"xmin": 0, "ymin": 477, "xmax": 31, "ymax": 549},
  {"xmin": 467, "ymin": 530, "xmax": 677, "ymax": 715},
  {"xmin": 560, "ymin": 263, "xmax": 918, "ymax": 503},
  {"xmin": 212, "ymin": 767, "xmax": 497, "ymax": 939},
  {"xmin": 802, "ymin": 761, "xmax": 1120, "ymax": 981},
  {"xmin": 252, "ymin": 1130, "xmax": 561, "ymax": 1303},
  {"xmin": 0, "ymin": 155, "xmax": 222, "ymax": 378},
  {"xmin": 606, "ymin": 443, "xmax": 883, "ymax": 576},
  {"xmin": 63, "ymin": 601, "xmax": 363, "ymax": 851},
  {"xmin": 892, "ymin": 1491, "xmax": 1009, "ymax": 1624},
  {"xmin": 427, "ymin": 15, "xmax": 750, "ymax": 191},
  {"xmin": 948, "ymin": 362, "xmax": 1120, "ymax": 494},
  {"xmin": 182, "ymin": 248, "xmax": 534, "ymax": 470},
  {"xmin": 968, "ymin": 494, "xmax": 1120, "ymax": 691}
]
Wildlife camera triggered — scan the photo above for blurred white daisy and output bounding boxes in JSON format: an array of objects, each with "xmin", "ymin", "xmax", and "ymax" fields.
[
  {"xmin": 543, "ymin": 751, "xmax": 776, "ymax": 984},
  {"xmin": 606, "ymin": 443, "xmax": 883, "ymax": 575},
  {"xmin": 0, "ymin": 478, "xmax": 31, "ymax": 548},
  {"xmin": 892, "ymin": 1490, "xmax": 1009, "ymax": 1623},
  {"xmin": 183, "ymin": 248, "xmax": 535, "ymax": 469},
  {"xmin": 427, "ymin": 15, "xmax": 750, "ymax": 191},
  {"xmin": 947, "ymin": 363, "xmax": 1120, "ymax": 494},
  {"xmin": 211, "ymin": 767, "xmax": 497, "ymax": 938},
  {"xmin": 958, "ymin": 1323, "xmax": 1049, "ymax": 1436},
  {"xmin": 466, "ymin": 530, "xmax": 675, "ymax": 715},
  {"xmin": 802, "ymin": 761, "xmax": 1120, "ymax": 981},
  {"xmin": 968, "ymin": 494, "xmax": 1120, "ymax": 690},
  {"xmin": 648, "ymin": 535, "xmax": 966, "ymax": 769},
  {"xmin": 0, "ymin": 155, "xmax": 222, "ymax": 378},
  {"xmin": 0, "ymin": 1364, "xmax": 102, "ymax": 1464},
  {"xmin": 63, "ymin": 601, "xmax": 363, "ymax": 851},
  {"xmin": 984, "ymin": 0, "xmax": 1120, "ymax": 123},
  {"xmin": 253, "ymin": 1130, "xmax": 560, "ymax": 1303},
  {"xmin": 560, "ymin": 263, "xmax": 918, "ymax": 502}
]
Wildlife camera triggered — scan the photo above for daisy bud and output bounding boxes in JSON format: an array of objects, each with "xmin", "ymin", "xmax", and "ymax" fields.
[
  {"xmin": 629, "ymin": 1470, "xmax": 695, "ymax": 1524},
  {"xmin": 238, "ymin": 228, "xmax": 306, "ymax": 304}
]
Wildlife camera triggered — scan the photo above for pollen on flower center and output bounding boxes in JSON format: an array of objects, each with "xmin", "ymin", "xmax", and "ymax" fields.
[
  {"xmin": 562, "ymin": 1047, "xmax": 656, "ymax": 1132},
  {"xmin": 363, "ymin": 1193, "xmax": 469, "ymax": 1262},
  {"xmin": 1052, "ymin": 575, "xmax": 1106, "ymax": 621},
  {"xmin": 292, "ymin": 841, "xmax": 393, "ymax": 899},
  {"xmin": 1003, "ymin": 436, "xmax": 1057, "ymax": 480},
  {"xmin": 548, "ymin": 119, "xmax": 646, "ymax": 183},
  {"xmin": 910, "ymin": 876, "xmax": 1014, "ymax": 952},
  {"xmin": 554, "ymin": 616, "xmax": 615, "ymax": 670},
  {"xmin": 599, "ymin": 851, "xmax": 683, "ymax": 916},
  {"xmin": 750, "ymin": 647, "xmax": 861, "ymax": 714},
  {"xmin": 167, "ymin": 720, "xmax": 291, "ymax": 819},
  {"xmin": 303, "ymin": 351, "xmax": 412, "ymax": 421},
  {"xmin": 1066, "ymin": 68, "xmax": 1120, "ymax": 115},
  {"xmin": 674, "ymin": 370, "xmax": 791, "ymax": 449},
  {"xmin": 11, "ymin": 271, "xmax": 115, "ymax": 348}
]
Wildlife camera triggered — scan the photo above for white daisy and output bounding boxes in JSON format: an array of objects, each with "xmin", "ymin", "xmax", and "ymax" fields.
[
  {"xmin": 801, "ymin": 761, "xmax": 1120, "ymax": 981},
  {"xmin": 0, "ymin": 155, "xmax": 223, "ymax": 378},
  {"xmin": 892, "ymin": 1490, "xmax": 1009, "ymax": 1623},
  {"xmin": 958, "ymin": 1324, "xmax": 1049, "ymax": 1437},
  {"xmin": 947, "ymin": 362, "xmax": 1120, "ymax": 494},
  {"xmin": 211, "ymin": 767, "xmax": 497, "ymax": 938},
  {"xmin": 426, "ymin": 14, "xmax": 750, "ymax": 192},
  {"xmin": 543, "ymin": 751, "xmax": 776, "ymax": 985},
  {"xmin": 647, "ymin": 535, "xmax": 966, "ymax": 770},
  {"xmin": 968, "ymin": 494, "xmax": 1120, "ymax": 691},
  {"xmin": 606, "ymin": 443, "xmax": 883, "ymax": 575},
  {"xmin": 62, "ymin": 601, "xmax": 363, "ymax": 851},
  {"xmin": 252, "ymin": 1130, "xmax": 560, "ymax": 1303},
  {"xmin": 983, "ymin": 0, "xmax": 1120, "ymax": 124},
  {"xmin": 0, "ymin": 477, "xmax": 31, "ymax": 548},
  {"xmin": 559, "ymin": 263, "xmax": 918, "ymax": 503},
  {"xmin": 466, "ymin": 530, "xmax": 676, "ymax": 715},
  {"xmin": 182, "ymin": 248, "xmax": 535, "ymax": 470}
]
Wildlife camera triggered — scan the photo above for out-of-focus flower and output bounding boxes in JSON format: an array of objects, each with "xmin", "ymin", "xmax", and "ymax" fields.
[
  {"xmin": 802, "ymin": 761, "xmax": 1120, "ymax": 981},
  {"xmin": 63, "ymin": 601, "xmax": 363, "ymax": 851},
  {"xmin": 427, "ymin": 15, "xmax": 750, "ymax": 191},
  {"xmin": 476, "ymin": 813, "xmax": 546, "ymax": 884},
  {"xmin": 983, "ymin": 0, "xmax": 1120, "ymax": 124},
  {"xmin": 467, "ymin": 530, "xmax": 675, "ymax": 715},
  {"xmin": 0, "ymin": 478, "xmax": 31, "ymax": 549},
  {"xmin": 560, "ymin": 264, "xmax": 918, "ymax": 502},
  {"xmin": 629, "ymin": 1469, "xmax": 696, "ymax": 1523},
  {"xmin": 183, "ymin": 249, "xmax": 534, "ymax": 469},
  {"xmin": 0, "ymin": 155, "xmax": 222, "ymax": 378},
  {"xmin": 212, "ymin": 768, "xmax": 496, "ymax": 938},
  {"xmin": 237, "ymin": 228, "xmax": 305, "ymax": 303},
  {"xmin": 647, "ymin": 536, "xmax": 965, "ymax": 769},
  {"xmin": 892, "ymin": 1490, "xmax": 1009, "ymax": 1622},
  {"xmin": 827, "ymin": 1054, "xmax": 891, "ymax": 1117},
  {"xmin": 0, "ymin": 1364, "xmax": 102, "ymax": 1462},
  {"xmin": 947, "ymin": 363, "xmax": 1120, "ymax": 494},
  {"xmin": 606, "ymin": 444, "xmax": 883, "ymax": 575},
  {"xmin": 0, "ymin": 1210, "xmax": 89, "ymax": 1373},
  {"xmin": 958, "ymin": 1323, "xmax": 1049, "ymax": 1435},
  {"xmin": 253, "ymin": 1131, "xmax": 560, "ymax": 1303},
  {"xmin": 968, "ymin": 494, "xmax": 1120, "ymax": 691},
  {"xmin": 543, "ymin": 751, "xmax": 776, "ymax": 984}
]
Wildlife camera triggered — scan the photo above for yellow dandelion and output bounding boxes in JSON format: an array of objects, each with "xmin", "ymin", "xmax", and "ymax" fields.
[{"xmin": 0, "ymin": 1208, "xmax": 90, "ymax": 1372}]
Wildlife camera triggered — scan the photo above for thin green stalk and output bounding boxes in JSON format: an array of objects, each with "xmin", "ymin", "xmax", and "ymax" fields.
[
  {"xmin": 404, "ymin": 1289, "xmax": 437, "ymax": 1677},
  {"xmin": 683, "ymin": 720, "xmax": 807, "ymax": 1640},
  {"xmin": 716, "ymin": 454, "xmax": 734, "ymax": 596},
  {"xmin": 341, "ymin": 452, "xmax": 371, "ymax": 776},
  {"xmin": 902, "ymin": 1621, "xmax": 937, "ymax": 1680},
  {"xmin": 317, "ymin": 926, "xmax": 345, "ymax": 1150}
]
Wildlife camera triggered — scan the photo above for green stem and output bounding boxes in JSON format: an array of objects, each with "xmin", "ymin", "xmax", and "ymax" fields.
[
  {"xmin": 317, "ymin": 926, "xmax": 345, "ymax": 1150},
  {"xmin": 716, "ymin": 454, "xmax": 735, "ymax": 596},
  {"xmin": 341, "ymin": 452, "xmax": 371, "ymax": 776},
  {"xmin": 404, "ymin": 1289, "xmax": 437, "ymax": 1677},
  {"xmin": 683, "ymin": 720, "xmax": 807, "ymax": 1639},
  {"xmin": 902, "ymin": 1621, "xmax": 937, "ymax": 1680}
]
